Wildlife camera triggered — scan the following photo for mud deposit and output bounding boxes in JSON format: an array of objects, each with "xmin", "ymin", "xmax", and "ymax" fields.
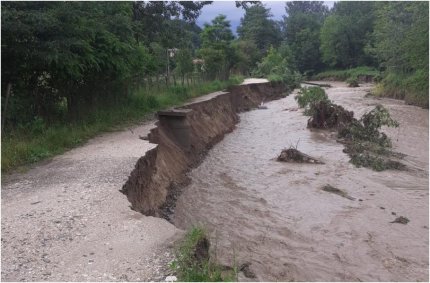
[{"xmin": 173, "ymin": 82, "xmax": 429, "ymax": 281}]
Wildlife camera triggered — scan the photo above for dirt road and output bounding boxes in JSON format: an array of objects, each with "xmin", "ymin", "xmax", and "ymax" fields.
[{"xmin": 1, "ymin": 121, "xmax": 181, "ymax": 281}]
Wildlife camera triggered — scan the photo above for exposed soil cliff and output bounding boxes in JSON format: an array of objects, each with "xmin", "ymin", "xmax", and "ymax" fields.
[{"xmin": 121, "ymin": 82, "xmax": 288, "ymax": 216}]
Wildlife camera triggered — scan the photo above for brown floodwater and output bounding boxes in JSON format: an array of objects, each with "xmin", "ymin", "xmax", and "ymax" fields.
[{"xmin": 173, "ymin": 82, "xmax": 429, "ymax": 281}]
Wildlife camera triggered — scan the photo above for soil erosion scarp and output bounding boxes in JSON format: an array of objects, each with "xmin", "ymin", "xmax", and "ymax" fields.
[{"xmin": 121, "ymin": 81, "xmax": 288, "ymax": 216}]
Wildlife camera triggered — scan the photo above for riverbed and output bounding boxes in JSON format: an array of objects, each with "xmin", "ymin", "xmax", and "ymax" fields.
[{"xmin": 174, "ymin": 81, "xmax": 429, "ymax": 281}]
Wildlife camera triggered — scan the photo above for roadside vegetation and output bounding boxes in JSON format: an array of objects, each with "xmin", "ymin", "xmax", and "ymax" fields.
[
  {"xmin": 170, "ymin": 227, "xmax": 236, "ymax": 282},
  {"xmin": 1, "ymin": 1, "xmax": 427, "ymax": 172},
  {"xmin": 1, "ymin": 77, "xmax": 242, "ymax": 172}
]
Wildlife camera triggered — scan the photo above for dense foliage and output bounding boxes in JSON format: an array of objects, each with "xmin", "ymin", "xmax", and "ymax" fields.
[
  {"xmin": 1, "ymin": 1, "xmax": 213, "ymax": 127},
  {"xmin": 237, "ymin": 3, "xmax": 281, "ymax": 58},
  {"xmin": 317, "ymin": 1, "xmax": 428, "ymax": 107},
  {"xmin": 320, "ymin": 2, "xmax": 375, "ymax": 68},
  {"xmin": 199, "ymin": 15, "xmax": 235, "ymax": 80},
  {"xmin": 370, "ymin": 2, "xmax": 429, "ymax": 107},
  {"xmin": 282, "ymin": 1, "xmax": 328, "ymax": 74}
]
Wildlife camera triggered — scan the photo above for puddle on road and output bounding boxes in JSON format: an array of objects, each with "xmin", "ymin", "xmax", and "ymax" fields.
[{"xmin": 173, "ymin": 82, "xmax": 429, "ymax": 281}]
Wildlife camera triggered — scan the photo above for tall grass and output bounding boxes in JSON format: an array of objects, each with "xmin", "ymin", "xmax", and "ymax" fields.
[
  {"xmin": 314, "ymin": 66, "xmax": 380, "ymax": 81},
  {"xmin": 373, "ymin": 71, "xmax": 429, "ymax": 108},
  {"xmin": 1, "ymin": 77, "xmax": 244, "ymax": 173},
  {"xmin": 170, "ymin": 227, "xmax": 236, "ymax": 282},
  {"xmin": 315, "ymin": 66, "xmax": 428, "ymax": 108}
]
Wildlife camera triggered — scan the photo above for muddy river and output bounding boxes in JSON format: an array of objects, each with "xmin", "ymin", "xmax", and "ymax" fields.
[{"xmin": 173, "ymin": 82, "xmax": 429, "ymax": 281}]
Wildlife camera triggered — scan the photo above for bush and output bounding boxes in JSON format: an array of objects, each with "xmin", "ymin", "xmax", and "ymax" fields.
[
  {"xmin": 295, "ymin": 86, "xmax": 330, "ymax": 115},
  {"xmin": 346, "ymin": 77, "xmax": 359, "ymax": 87}
]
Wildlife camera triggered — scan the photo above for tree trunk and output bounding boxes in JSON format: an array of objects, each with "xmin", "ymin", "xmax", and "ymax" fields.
[
  {"xmin": 156, "ymin": 75, "xmax": 160, "ymax": 90},
  {"xmin": 1, "ymin": 82, "xmax": 12, "ymax": 133},
  {"xmin": 67, "ymin": 90, "xmax": 79, "ymax": 121}
]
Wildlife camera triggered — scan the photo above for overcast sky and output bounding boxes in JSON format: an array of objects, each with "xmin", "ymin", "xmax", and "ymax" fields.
[{"xmin": 197, "ymin": 1, "xmax": 335, "ymax": 34}]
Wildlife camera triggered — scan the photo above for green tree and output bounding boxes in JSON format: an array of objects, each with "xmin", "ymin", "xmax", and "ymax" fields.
[
  {"xmin": 1, "ymin": 2, "xmax": 139, "ymax": 121},
  {"xmin": 253, "ymin": 45, "xmax": 301, "ymax": 88},
  {"xmin": 131, "ymin": 1, "xmax": 211, "ymax": 44},
  {"xmin": 1, "ymin": 1, "xmax": 211, "ymax": 126},
  {"xmin": 369, "ymin": 2, "xmax": 429, "ymax": 106},
  {"xmin": 231, "ymin": 39, "xmax": 259, "ymax": 75},
  {"xmin": 237, "ymin": 4, "xmax": 281, "ymax": 57},
  {"xmin": 283, "ymin": 1, "xmax": 328, "ymax": 74},
  {"xmin": 175, "ymin": 49, "xmax": 194, "ymax": 85},
  {"xmin": 199, "ymin": 15, "xmax": 235, "ymax": 80},
  {"xmin": 320, "ymin": 2, "xmax": 375, "ymax": 68}
]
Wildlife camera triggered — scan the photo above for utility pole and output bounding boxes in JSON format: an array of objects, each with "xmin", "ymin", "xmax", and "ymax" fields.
[
  {"xmin": 167, "ymin": 48, "xmax": 179, "ymax": 85},
  {"xmin": 166, "ymin": 49, "xmax": 170, "ymax": 85}
]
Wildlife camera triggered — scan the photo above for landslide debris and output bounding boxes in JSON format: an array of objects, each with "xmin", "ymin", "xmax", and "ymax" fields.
[
  {"xmin": 390, "ymin": 216, "xmax": 410, "ymax": 224},
  {"xmin": 322, "ymin": 184, "xmax": 355, "ymax": 200},
  {"xmin": 277, "ymin": 147, "xmax": 324, "ymax": 164},
  {"xmin": 296, "ymin": 87, "xmax": 405, "ymax": 171}
]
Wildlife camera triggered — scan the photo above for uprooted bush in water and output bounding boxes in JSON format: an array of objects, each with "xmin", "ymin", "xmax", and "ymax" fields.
[
  {"xmin": 306, "ymin": 100, "xmax": 355, "ymax": 129},
  {"xmin": 277, "ymin": 147, "xmax": 324, "ymax": 164},
  {"xmin": 294, "ymin": 86, "xmax": 330, "ymax": 116},
  {"xmin": 337, "ymin": 105, "xmax": 404, "ymax": 171},
  {"xmin": 338, "ymin": 105, "xmax": 399, "ymax": 145},
  {"xmin": 300, "ymin": 95, "xmax": 404, "ymax": 171}
]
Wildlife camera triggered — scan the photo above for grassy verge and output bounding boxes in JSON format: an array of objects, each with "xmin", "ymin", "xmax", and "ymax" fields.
[
  {"xmin": 372, "ymin": 70, "xmax": 429, "ymax": 108},
  {"xmin": 315, "ymin": 67, "xmax": 428, "ymax": 108},
  {"xmin": 314, "ymin": 66, "xmax": 380, "ymax": 81},
  {"xmin": 170, "ymin": 227, "xmax": 236, "ymax": 282},
  {"xmin": 1, "ymin": 77, "xmax": 244, "ymax": 173}
]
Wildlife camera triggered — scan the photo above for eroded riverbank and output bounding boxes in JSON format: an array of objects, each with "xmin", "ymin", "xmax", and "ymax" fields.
[
  {"xmin": 1, "ymin": 121, "xmax": 181, "ymax": 281},
  {"xmin": 1, "ymin": 79, "xmax": 287, "ymax": 281},
  {"xmin": 173, "ymin": 82, "xmax": 429, "ymax": 281}
]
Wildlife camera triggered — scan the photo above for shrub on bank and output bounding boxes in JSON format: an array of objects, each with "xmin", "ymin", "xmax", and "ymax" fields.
[{"xmin": 314, "ymin": 66, "xmax": 380, "ymax": 81}]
